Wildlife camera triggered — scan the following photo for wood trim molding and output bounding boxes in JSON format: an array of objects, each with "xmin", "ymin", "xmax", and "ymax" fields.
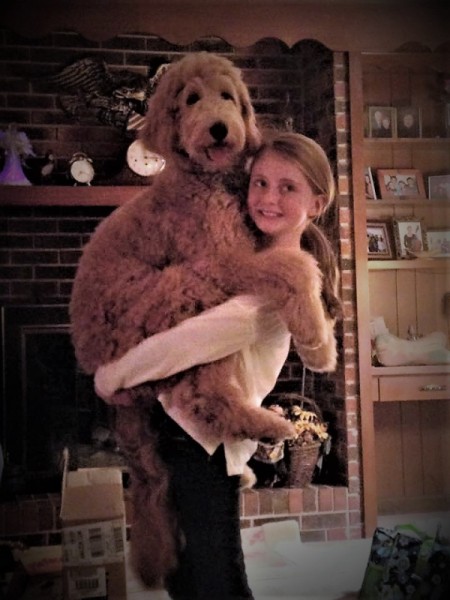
[
  {"xmin": 1, "ymin": 1, "xmax": 449, "ymax": 52},
  {"xmin": 348, "ymin": 51, "xmax": 378, "ymax": 537}
]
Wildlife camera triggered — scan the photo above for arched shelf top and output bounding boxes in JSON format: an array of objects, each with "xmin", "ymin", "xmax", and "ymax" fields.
[{"xmin": 1, "ymin": 1, "xmax": 449, "ymax": 53}]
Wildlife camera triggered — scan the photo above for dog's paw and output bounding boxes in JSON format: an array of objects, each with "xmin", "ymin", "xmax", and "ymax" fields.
[
  {"xmin": 297, "ymin": 338, "xmax": 338, "ymax": 373},
  {"xmin": 240, "ymin": 465, "xmax": 257, "ymax": 489},
  {"xmin": 283, "ymin": 300, "xmax": 330, "ymax": 350},
  {"xmin": 241, "ymin": 409, "xmax": 296, "ymax": 443}
]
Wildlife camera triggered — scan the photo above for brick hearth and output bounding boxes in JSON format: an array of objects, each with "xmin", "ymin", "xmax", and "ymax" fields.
[{"xmin": 0, "ymin": 485, "xmax": 361, "ymax": 548}]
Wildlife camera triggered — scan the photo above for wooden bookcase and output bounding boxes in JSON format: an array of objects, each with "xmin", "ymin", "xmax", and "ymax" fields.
[{"xmin": 350, "ymin": 50, "xmax": 450, "ymax": 533}]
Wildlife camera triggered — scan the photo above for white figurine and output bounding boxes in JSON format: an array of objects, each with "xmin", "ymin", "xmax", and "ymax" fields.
[{"xmin": 0, "ymin": 124, "xmax": 35, "ymax": 186}]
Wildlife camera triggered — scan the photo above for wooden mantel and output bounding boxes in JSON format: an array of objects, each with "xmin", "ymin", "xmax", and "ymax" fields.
[
  {"xmin": 0, "ymin": 186, "xmax": 144, "ymax": 207},
  {"xmin": 1, "ymin": 1, "xmax": 449, "ymax": 52}
]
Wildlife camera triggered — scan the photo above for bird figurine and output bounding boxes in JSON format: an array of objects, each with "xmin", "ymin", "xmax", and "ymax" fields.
[
  {"xmin": 39, "ymin": 150, "xmax": 56, "ymax": 183},
  {"xmin": 22, "ymin": 149, "xmax": 57, "ymax": 185}
]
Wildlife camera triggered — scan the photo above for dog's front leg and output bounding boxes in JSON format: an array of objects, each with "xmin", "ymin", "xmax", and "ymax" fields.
[{"xmin": 218, "ymin": 247, "xmax": 331, "ymax": 350}]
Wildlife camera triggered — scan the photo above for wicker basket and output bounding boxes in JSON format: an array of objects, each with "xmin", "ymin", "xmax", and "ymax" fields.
[
  {"xmin": 287, "ymin": 440, "xmax": 322, "ymax": 487},
  {"xmin": 277, "ymin": 393, "xmax": 327, "ymax": 488}
]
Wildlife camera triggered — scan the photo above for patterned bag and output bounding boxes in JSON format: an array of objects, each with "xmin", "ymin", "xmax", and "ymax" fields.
[{"xmin": 359, "ymin": 525, "xmax": 450, "ymax": 599}]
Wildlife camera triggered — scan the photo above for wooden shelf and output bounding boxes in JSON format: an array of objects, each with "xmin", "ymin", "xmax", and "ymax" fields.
[
  {"xmin": 368, "ymin": 258, "xmax": 450, "ymax": 270},
  {"xmin": 0, "ymin": 186, "xmax": 146, "ymax": 207},
  {"xmin": 352, "ymin": 48, "xmax": 450, "ymax": 533},
  {"xmin": 364, "ymin": 137, "xmax": 450, "ymax": 145},
  {"xmin": 366, "ymin": 199, "xmax": 450, "ymax": 208},
  {"xmin": 372, "ymin": 365, "xmax": 450, "ymax": 376}
]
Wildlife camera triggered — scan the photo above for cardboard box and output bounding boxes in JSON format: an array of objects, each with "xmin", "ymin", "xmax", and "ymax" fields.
[
  {"xmin": 60, "ymin": 449, "xmax": 127, "ymax": 600},
  {"xmin": 11, "ymin": 546, "xmax": 62, "ymax": 600},
  {"xmin": 16, "ymin": 545, "xmax": 62, "ymax": 576}
]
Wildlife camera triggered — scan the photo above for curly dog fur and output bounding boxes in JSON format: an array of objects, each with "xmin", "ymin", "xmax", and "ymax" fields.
[{"xmin": 70, "ymin": 52, "xmax": 336, "ymax": 588}]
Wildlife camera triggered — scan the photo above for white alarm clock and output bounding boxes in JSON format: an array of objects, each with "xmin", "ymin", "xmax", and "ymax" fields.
[
  {"xmin": 69, "ymin": 152, "xmax": 95, "ymax": 185},
  {"xmin": 126, "ymin": 139, "xmax": 165, "ymax": 177}
]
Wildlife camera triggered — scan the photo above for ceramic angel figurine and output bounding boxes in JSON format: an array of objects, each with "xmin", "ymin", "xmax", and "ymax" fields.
[{"xmin": 0, "ymin": 124, "xmax": 35, "ymax": 185}]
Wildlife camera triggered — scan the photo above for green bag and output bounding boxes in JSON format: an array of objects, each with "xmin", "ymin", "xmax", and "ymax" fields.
[{"xmin": 359, "ymin": 524, "xmax": 450, "ymax": 599}]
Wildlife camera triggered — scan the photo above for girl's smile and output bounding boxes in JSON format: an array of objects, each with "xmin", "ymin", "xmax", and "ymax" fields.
[{"xmin": 247, "ymin": 149, "xmax": 324, "ymax": 248}]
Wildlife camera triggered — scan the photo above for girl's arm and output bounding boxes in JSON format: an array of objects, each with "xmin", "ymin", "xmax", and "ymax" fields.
[{"xmin": 94, "ymin": 294, "xmax": 285, "ymax": 400}]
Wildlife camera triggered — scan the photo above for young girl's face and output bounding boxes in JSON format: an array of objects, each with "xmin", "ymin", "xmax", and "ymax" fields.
[{"xmin": 247, "ymin": 149, "xmax": 324, "ymax": 248}]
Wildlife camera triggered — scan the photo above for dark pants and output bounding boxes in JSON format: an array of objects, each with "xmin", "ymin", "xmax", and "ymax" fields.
[{"xmin": 157, "ymin": 411, "xmax": 254, "ymax": 600}]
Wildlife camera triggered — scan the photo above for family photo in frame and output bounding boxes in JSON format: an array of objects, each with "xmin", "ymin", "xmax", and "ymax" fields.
[
  {"xmin": 393, "ymin": 217, "xmax": 427, "ymax": 258},
  {"xmin": 377, "ymin": 169, "xmax": 426, "ymax": 199},
  {"xmin": 368, "ymin": 106, "xmax": 396, "ymax": 138},
  {"xmin": 364, "ymin": 167, "xmax": 377, "ymax": 200},
  {"xmin": 428, "ymin": 174, "xmax": 450, "ymax": 200},
  {"xmin": 366, "ymin": 221, "xmax": 393, "ymax": 259},
  {"xmin": 426, "ymin": 228, "xmax": 450, "ymax": 256},
  {"xmin": 397, "ymin": 106, "xmax": 422, "ymax": 138}
]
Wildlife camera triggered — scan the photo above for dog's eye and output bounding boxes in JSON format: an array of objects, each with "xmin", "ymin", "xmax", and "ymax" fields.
[
  {"xmin": 221, "ymin": 92, "xmax": 233, "ymax": 101},
  {"xmin": 186, "ymin": 92, "xmax": 200, "ymax": 105}
]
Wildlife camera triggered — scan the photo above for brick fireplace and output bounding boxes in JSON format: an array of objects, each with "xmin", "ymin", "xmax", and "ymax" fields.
[{"xmin": 0, "ymin": 30, "xmax": 362, "ymax": 542}]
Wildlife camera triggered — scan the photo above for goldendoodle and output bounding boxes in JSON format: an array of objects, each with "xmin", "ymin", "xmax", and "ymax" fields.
[{"xmin": 70, "ymin": 52, "xmax": 336, "ymax": 586}]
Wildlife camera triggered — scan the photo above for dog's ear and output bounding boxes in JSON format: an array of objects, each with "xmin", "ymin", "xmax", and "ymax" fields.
[
  {"xmin": 238, "ymin": 86, "xmax": 261, "ymax": 153},
  {"xmin": 139, "ymin": 65, "xmax": 177, "ymax": 158}
]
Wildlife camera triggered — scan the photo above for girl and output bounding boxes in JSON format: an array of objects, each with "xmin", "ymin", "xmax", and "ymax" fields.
[{"xmin": 95, "ymin": 130, "xmax": 341, "ymax": 600}]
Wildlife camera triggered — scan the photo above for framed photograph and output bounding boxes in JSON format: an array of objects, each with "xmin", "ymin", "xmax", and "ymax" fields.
[
  {"xmin": 393, "ymin": 217, "xmax": 428, "ymax": 258},
  {"xmin": 366, "ymin": 221, "xmax": 394, "ymax": 259},
  {"xmin": 397, "ymin": 106, "xmax": 422, "ymax": 138},
  {"xmin": 428, "ymin": 174, "xmax": 450, "ymax": 200},
  {"xmin": 426, "ymin": 228, "xmax": 450, "ymax": 256},
  {"xmin": 368, "ymin": 106, "xmax": 396, "ymax": 138},
  {"xmin": 364, "ymin": 167, "xmax": 377, "ymax": 200},
  {"xmin": 377, "ymin": 168, "xmax": 426, "ymax": 199}
]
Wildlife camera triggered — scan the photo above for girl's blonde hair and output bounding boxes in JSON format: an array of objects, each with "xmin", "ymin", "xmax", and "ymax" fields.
[{"xmin": 251, "ymin": 129, "xmax": 342, "ymax": 320}]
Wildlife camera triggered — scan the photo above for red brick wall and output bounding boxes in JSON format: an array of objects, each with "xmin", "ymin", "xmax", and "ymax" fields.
[{"xmin": 0, "ymin": 205, "xmax": 111, "ymax": 303}]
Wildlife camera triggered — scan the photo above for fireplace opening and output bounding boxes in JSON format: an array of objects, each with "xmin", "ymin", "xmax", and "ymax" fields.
[{"xmin": 0, "ymin": 304, "xmax": 123, "ymax": 499}]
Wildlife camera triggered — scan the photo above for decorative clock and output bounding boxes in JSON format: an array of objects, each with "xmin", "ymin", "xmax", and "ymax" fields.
[
  {"xmin": 69, "ymin": 151, "xmax": 95, "ymax": 185},
  {"xmin": 126, "ymin": 139, "xmax": 165, "ymax": 177}
]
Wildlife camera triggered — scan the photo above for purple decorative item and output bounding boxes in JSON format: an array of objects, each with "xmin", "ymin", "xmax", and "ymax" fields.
[{"xmin": 0, "ymin": 124, "xmax": 35, "ymax": 185}]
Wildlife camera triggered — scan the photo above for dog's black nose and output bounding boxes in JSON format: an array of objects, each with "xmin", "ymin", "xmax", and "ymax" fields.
[{"xmin": 210, "ymin": 121, "xmax": 228, "ymax": 142}]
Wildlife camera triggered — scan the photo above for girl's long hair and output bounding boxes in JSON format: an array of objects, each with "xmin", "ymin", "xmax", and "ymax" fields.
[{"xmin": 301, "ymin": 221, "xmax": 342, "ymax": 320}]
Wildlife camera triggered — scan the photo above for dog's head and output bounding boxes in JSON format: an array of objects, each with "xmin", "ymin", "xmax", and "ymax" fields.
[{"xmin": 140, "ymin": 52, "xmax": 261, "ymax": 174}]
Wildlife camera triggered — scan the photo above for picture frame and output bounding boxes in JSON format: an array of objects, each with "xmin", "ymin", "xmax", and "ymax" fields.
[
  {"xmin": 368, "ymin": 106, "xmax": 396, "ymax": 138},
  {"xmin": 397, "ymin": 106, "xmax": 422, "ymax": 138},
  {"xmin": 428, "ymin": 174, "xmax": 450, "ymax": 200},
  {"xmin": 426, "ymin": 228, "xmax": 450, "ymax": 256},
  {"xmin": 377, "ymin": 168, "xmax": 426, "ymax": 200},
  {"xmin": 364, "ymin": 167, "xmax": 377, "ymax": 200},
  {"xmin": 446, "ymin": 103, "xmax": 450, "ymax": 136},
  {"xmin": 366, "ymin": 220, "xmax": 394, "ymax": 260},
  {"xmin": 393, "ymin": 217, "xmax": 428, "ymax": 258}
]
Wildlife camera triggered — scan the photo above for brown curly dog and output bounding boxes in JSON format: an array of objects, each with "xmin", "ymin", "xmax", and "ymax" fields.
[{"xmin": 70, "ymin": 52, "xmax": 336, "ymax": 588}]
